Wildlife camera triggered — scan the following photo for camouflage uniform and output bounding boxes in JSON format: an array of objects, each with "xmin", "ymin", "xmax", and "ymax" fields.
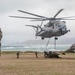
[
  {"xmin": 16, "ymin": 51, "xmax": 20, "ymax": 58},
  {"xmin": 35, "ymin": 51, "xmax": 38, "ymax": 58}
]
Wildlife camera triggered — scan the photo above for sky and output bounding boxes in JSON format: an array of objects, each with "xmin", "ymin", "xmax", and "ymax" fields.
[{"xmin": 0, "ymin": 0, "xmax": 75, "ymax": 45}]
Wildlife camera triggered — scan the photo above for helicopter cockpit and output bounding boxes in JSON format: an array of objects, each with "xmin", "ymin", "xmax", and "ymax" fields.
[
  {"xmin": 56, "ymin": 21, "xmax": 67, "ymax": 35},
  {"xmin": 55, "ymin": 21, "xmax": 66, "ymax": 29},
  {"xmin": 60, "ymin": 21, "xmax": 67, "ymax": 31}
]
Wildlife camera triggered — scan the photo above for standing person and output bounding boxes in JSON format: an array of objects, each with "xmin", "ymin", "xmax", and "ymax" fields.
[
  {"xmin": 35, "ymin": 51, "xmax": 38, "ymax": 58},
  {"xmin": 0, "ymin": 28, "xmax": 3, "ymax": 57},
  {"xmin": 16, "ymin": 51, "xmax": 20, "ymax": 58}
]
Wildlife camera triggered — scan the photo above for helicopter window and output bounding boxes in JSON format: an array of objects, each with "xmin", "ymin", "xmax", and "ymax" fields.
[
  {"xmin": 56, "ymin": 22, "xmax": 61, "ymax": 28},
  {"xmin": 58, "ymin": 24, "xmax": 61, "ymax": 27}
]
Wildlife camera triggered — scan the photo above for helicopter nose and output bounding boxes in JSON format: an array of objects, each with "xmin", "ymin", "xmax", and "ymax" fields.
[{"xmin": 60, "ymin": 29, "xmax": 70, "ymax": 35}]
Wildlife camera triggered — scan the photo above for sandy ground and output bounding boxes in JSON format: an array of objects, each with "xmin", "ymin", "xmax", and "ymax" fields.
[{"xmin": 0, "ymin": 52, "xmax": 75, "ymax": 75}]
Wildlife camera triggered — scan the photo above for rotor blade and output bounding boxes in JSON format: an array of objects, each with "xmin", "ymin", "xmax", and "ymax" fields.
[
  {"xmin": 54, "ymin": 9, "xmax": 64, "ymax": 18},
  {"xmin": 9, "ymin": 16, "xmax": 41, "ymax": 19},
  {"xmin": 31, "ymin": 16, "xmax": 75, "ymax": 21},
  {"xmin": 59, "ymin": 18, "xmax": 75, "ymax": 20},
  {"xmin": 31, "ymin": 18, "xmax": 56, "ymax": 21},
  {"xmin": 25, "ymin": 25, "xmax": 38, "ymax": 28},
  {"xmin": 59, "ymin": 16, "xmax": 75, "ymax": 19},
  {"xmin": 18, "ymin": 10, "xmax": 48, "ymax": 18},
  {"xmin": 31, "ymin": 18, "xmax": 51, "ymax": 21},
  {"xmin": 31, "ymin": 19, "xmax": 45, "ymax": 21}
]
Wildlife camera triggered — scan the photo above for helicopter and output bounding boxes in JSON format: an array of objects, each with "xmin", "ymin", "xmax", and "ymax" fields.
[{"xmin": 9, "ymin": 9, "xmax": 75, "ymax": 47}]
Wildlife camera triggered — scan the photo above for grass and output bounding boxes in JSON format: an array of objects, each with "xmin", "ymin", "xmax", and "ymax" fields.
[{"xmin": 0, "ymin": 52, "xmax": 75, "ymax": 75}]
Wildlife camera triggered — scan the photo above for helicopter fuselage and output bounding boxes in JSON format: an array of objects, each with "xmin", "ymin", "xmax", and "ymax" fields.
[{"xmin": 36, "ymin": 20, "xmax": 70, "ymax": 39}]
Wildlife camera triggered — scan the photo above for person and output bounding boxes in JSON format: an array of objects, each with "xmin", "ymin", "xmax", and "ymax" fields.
[
  {"xmin": 16, "ymin": 51, "xmax": 20, "ymax": 58},
  {"xmin": 35, "ymin": 51, "xmax": 38, "ymax": 58},
  {"xmin": 0, "ymin": 28, "xmax": 3, "ymax": 57}
]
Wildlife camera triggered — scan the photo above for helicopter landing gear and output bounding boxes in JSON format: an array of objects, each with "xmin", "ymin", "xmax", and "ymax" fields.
[
  {"xmin": 55, "ymin": 37, "xmax": 58, "ymax": 40},
  {"xmin": 41, "ymin": 37, "xmax": 44, "ymax": 40}
]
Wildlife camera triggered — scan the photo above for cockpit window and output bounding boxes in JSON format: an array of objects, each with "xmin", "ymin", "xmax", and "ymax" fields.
[
  {"xmin": 56, "ymin": 22, "xmax": 61, "ymax": 27},
  {"xmin": 62, "ymin": 21, "xmax": 66, "ymax": 24},
  {"xmin": 58, "ymin": 24, "xmax": 61, "ymax": 27}
]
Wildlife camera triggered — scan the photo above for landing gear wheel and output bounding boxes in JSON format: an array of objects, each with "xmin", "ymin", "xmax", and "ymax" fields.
[
  {"xmin": 55, "ymin": 37, "xmax": 58, "ymax": 40},
  {"xmin": 41, "ymin": 37, "xmax": 44, "ymax": 40}
]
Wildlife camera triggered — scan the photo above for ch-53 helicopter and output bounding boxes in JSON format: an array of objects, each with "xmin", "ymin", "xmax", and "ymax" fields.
[{"xmin": 10, "ymin": 9, "xmax": 75, "ymax": 47}]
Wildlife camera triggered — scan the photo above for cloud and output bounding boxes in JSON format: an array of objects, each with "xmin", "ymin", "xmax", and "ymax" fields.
[
  {"xmin": 0, "ymin": 0, "xmax": 46, "ymax": 13},
  {"xmin": 0, "ymin": 0, "xmax": 75, "ymax": 45}
]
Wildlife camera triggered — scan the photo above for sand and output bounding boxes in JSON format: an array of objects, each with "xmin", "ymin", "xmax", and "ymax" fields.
[{"xmin": 0, "ymin": 52, "xmax": 75, "ymax": 75}]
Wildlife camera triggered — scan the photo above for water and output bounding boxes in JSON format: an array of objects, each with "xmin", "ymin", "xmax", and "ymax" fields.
[{"xmin": 1, "ymin": 44, "xmax": 71, "ymax": 52}]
